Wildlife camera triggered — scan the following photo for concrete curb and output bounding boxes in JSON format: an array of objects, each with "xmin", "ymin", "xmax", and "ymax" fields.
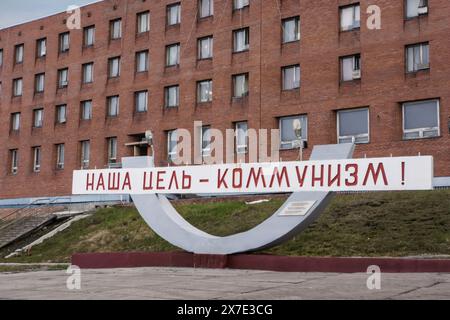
[{"xmin": 72, "ymin": 252, "xmax": 450, "ymax": 273}]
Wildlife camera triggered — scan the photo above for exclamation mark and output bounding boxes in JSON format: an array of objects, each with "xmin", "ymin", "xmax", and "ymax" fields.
[{"xmin": 401, "ymin": 162, "xmax": 405, "ymax": 186}]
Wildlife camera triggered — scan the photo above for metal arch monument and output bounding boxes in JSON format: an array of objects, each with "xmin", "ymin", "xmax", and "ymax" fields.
[{"xmin": 72, "ymin": 143, "xmax": 434, "ymax": 255}]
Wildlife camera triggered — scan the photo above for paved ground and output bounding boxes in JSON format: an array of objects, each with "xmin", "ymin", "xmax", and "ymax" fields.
[{"xmin": 0, "ymin": 267, "xmax": 449, "ymax": 300}]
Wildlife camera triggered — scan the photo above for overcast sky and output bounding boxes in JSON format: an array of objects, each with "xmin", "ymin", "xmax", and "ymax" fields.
[{"xmin": 0, "ymin": 0, "xmax": 102, "ymax": 29}]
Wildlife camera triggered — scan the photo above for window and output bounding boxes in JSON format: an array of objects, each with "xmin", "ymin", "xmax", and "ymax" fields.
[
  {"xmin": 136, "ymin": 50, "xmax": 149, "ymax": 72},
  {"xmin": 233, "ymin": 28, "xmax": 249, "ymax": 52},
  {"xmin": 406, "ymin": 43, "xmax": 429, "ymax": 73},
  {"xmin": 33, "ymin": 109, "xmax": 44, "ymax": 128},
  {"xmin": 108, "ymin": 57, "xmax": 121, "ymax": 78},
  {"xmin": 10, "ymin": 149, "xmax": 18, "ymax": 174},
  {"xmin": 83, "ymin": 25, "xmax": 95, "ymax": 47},
  {"xmin": 15, "ymin": 44, "xmax": 24, "ymax": 64},
  {"xmin": 201, "ymin": 126, "xmax": 211, "ymax": 157},
  {"xmin": 35, "ymin": 73, "xmax": 45, "ymax": 93},
  {"xmin": 337, "ymin": 108, "xmax": 369, "ymax": 144},
  {"xmin": 167, "ymin": 130, "xmax": 178, "ymax": 161},
  {"xmin": 198, "ymin": 36, "xmax": 213, "ymax": 59},
  {"xmin": 340, "ymin": 4, "xmax": 360, "ymax": 31},
  {"xmin": 110, "ymin": 18, "xmax": 122, "ymax": 39},
  {"xmin": 56, "ymin": 105, "xmax": 67, "ymax": 124},
  {"xmin": 11, "ymin": 113, "xmax": 20, "ymax": 131},
  {"xmin": 82, "ymin": 63, "xmax": 94, "ymax": 84},
  {"xmin": 341, "ymin": 54, "xmax": 361, "ymax": 81},
  {"xmin": 234, "ymin": 0, "xmax": 249, "ymax": 10},
  {"xmin": 233, "ymin": 73, "xmax": 249, "ymax": 98},
  {"xmin": 36, "ymin": 38, "xmax": 47, "ymax": 58},
  {"xmin": 137, "ymin": 11, "xmax": 150, "ymax": 33},
  {"xmin": 107, "ymin": 137, "xmax": 118, "ymax": 164},
  {"xmin": 59, "ymin": 32, "xmax": 70, "ymax": 53},
  {"xmin": 81, "ymin": 100, "xmax": 92, "ymax": 120},
  {"xmin": 282, "ymin": 16, "xmax": 300, "ymax": 43},
  {"xmin": 197, "ymin": 80, "xmax": 213, "ymax": 103},
  {"xmin": 403, "ymin": 100, "xmax": 439, "ymax": 139},
  {"xmin": 107, "ymin": 95, "xmax": 120, "ymax": 117},
  {"xmin": 58, "ymin": 68, "xmax": 69, "ymax": 88},
  {"xmin": 199, "ymin": 0, "xmax": 214, "ymax": 18},
  {"xmin": 282, "ymin": 65, "xmax": 300, "ymax": 90},
  {"xmin": 56, "ymin": 144, "xmax": 65, "ymax": 169},
  {"xmin": 279, "ymin": 115, "xmax": 308, "ymax": 150},
  {"xmin": 235, "ymin": 121, "xmax": 248, "ymax": 154},
  {"xmin": 166, "ymin": 43, "xmax": 180, "ymax": 66},
  {"xmin": 80, "ymin": 140, "xmax": 90, "ymax": 169},
  {"xmin": 135, "ymin": 90, "xmax": 148, "ymax": 112},
  {"xmin": 0, "ymin": 49, "xmax": 3, "ymax": 67},
  {"xmin": 406, "ymin": 0, "xmax": 428, "ymax": 18},
  {"xmin": 165, "ymin": 85, "xmax": 179, "ymax": 108},
  {"xmin": 13, "ymin": 78, "xmax": 23, "ymax": 97},
  {"xmin": 167, "ymin": 3, "xmax": 181, "ymax": 26},
  {"xmin": 32, "ymin": 147, "xmax": 41, "ymax": 172}
]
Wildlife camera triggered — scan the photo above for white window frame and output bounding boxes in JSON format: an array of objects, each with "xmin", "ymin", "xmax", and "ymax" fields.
[
  {"xmin": 136, "ymin": 50, "xmax": 149, "ymax": 72},
  {"xmin": 337, "ymin": 108, "xmax": 370, "ymax": 144},
  {"xmin": 197, "ymin": 80, "xmax": 213, "ymax": 103},
  {"xmin": 56, "ymin": 105, "xmax": 67, "ymax": 124},
  {"xmin": 167, "ymin": 3, "xmax": 181, "ymax": 26},
  {"xmin": 235, "ymin": 121, "xmax": 248, "ymax": 154},
  {"xmin": 33, "ymin": 146, "xmax": 41, "ymax": 173},
  {"xmin": 56, "ymin": 144, "xmax": 65, "ymax": 170},
  {"xmin": 58, "ymin": 68, "xmax": 69, "ymax": 88},
  {"xmin": 165, "ymin": 85, "xmax": 180, "ymax": 108},
  {"xmin": 81, "ymin": 140, "xmax": 90, "ymax": 169},
  {"xmin": 35, "ymin": 73, "xmax": 45, "ymax": 93},
  {"xmin": 233, "ymin": 28, "xmax": 250, "ymax": 53},
  {"xmin": 167, "ymin": 130, "xmax": 178, "ymax": 161},
  {"xmin": 234, "ymin": 0, "xmax": 249, "ymax": 10},
  {"xmin": 15, "ymin": 44, "xmax": 24, "ymax": 64},
  {"xmin": 13, "ymin": 78, "xmax": 23, "ymax": 96},
  {"xmin": 198, "ymin": 36, "xmax": 213, "ymax": 60},
  {"xmin": 406, "ymin": 43, "xmax": 430, "ymax": 73},
  {"xmin": 107, "ymin": 137, "xmax": 118, "ymax": 164},
  {"xmin": 81, "ymin": 100, "xmax": 92, "ymax": 120},
  {"xmin": 199, "ymin": 0, "xmax": 214, "ymax": 18},
  {"xmin": 33, "ymin": 109, "xmax": 44, "ymax": 128},
  {"xmin": 135, "ymin": 90, "xmax": 148, "ymax": 112},
  {"xmin": 107, "ymin": 96, "xmax": 120, "ymax": 117},
  {"xmin": 282, "ymin": 16, "xmax": 300, "ymax": 43},
  {"xmin": 137, "ymin": 11, "xmax": 150, "ymax": 33},
  {"xmin": 340, "ymin": 4, "xmax": 360, "ymax": 31},
  {"xmin": 341, "ymin": 54, "xmax": 361, "ymax": 81},
  {"xmin": 84, "ymin": 25, "xmax": 95, "ymax": 47},
  {"xmin": 11, "ymin": 113, "xmax": 20, "ymax": 131},
  {"xmin": 110, "ymin": 19, "xmax": 122, "ymax": 39},
  {"xmin": 282, "ymin": 65, "xmax": 300, "ymax": 90},
  {"xmin": 11, "ymin": 149, "xmax": 18, "ymax": 174},
  {"xmin": 59, "ymin": 32, "xmax": 70, "ymax": 53},
  {"xmin": 279, "ymin": 115, "xmax": 308, "ymax": 150},
  {"xmin": 402, "ymin": 100, "xmax": 440, "ymax": 140},
  {"xmin": 108, "ymin": 57, "xmax": 121, "ymax": 78},
  {"xmin": 37, "ymin": 38, "xmax": 47, "ymax": 58},
  {"xmin": 406, "ymin": 0, "xmax": 429, "ymax": 19}
]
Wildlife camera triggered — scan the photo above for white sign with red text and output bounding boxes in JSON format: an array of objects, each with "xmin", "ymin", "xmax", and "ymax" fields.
[{"xmin": 72, "ymin": 156, "xmax": 433, "ymax": 195}]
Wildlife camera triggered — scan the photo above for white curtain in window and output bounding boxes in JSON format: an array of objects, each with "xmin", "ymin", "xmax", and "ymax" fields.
[
  {"xmin": 14, "ymin": 79, "xmax": 23, "ymax": 96},
  {"xmin": 342, "ymin": 57, "xmax": 354, "ymax": 81},
  {"xmin": 137, "ymin": 52, "xmax": 148, "ymax": 72},
  {"xmin": 168, "ymin": 5, "xmax": 181, "ymax": 25},
  {"xmin": 168, "ymin": 130, "xmax": 178, "ymax": 159},
  {"xmin": 199, "ymin": 37, "xmax": 213, "ymax": 59},
  {"xmin": 38, "ymin": 40, "xmax": 46, "ymax": 57},
  {"xmin": 283, "ymin": 66, "xmax": 300, "ymax": 90},
  {"xmin": 234, "ymin": 75, "xmax": 248, "ymax": 97},
  {"xmin": 200, "ymin": 0, "xmax": 213, "ymax": 17},
  {"xmin": 198, "ymin": 81, "xmax": 212, "ymax": 102},
  {"xmin": 139, "ymin": 13, "xmax": 149, "ymax": 32},
  {"xmin": 167, "ymin": 86, "xmax": 179, "ymax": 107},
  {"xmin": 167, "ymin": 45, "xmax": 180, "ymax": 65},
  {"xmin": 136, "ymin": 91, "xmax": 148, "ymax": 112},
  {"xmin": 36, "ymin": 74, "xmax": 45, "ymax": 92},
  {"xmin": 15, "ymin": 45, "xmax": 23, "ymax": 63},
  {"xmin": 234, "ymin": 29, "xmax": 248, "ymax": 52},
  {"xmin": 283, "ymin": 18, "xmax": 299, "ymax": 42},
  {"xmin": 82, "ymin": 101, "xmax": 92, "ymax": 119},
  {"xmin": 109, "ymin": 96, "xmax": 119, "ymax": 115}
]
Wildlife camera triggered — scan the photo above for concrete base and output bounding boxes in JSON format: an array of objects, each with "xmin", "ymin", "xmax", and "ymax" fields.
[{"xmin": 72, "ymin": 252, "xmax": 450, "ymax": 273}]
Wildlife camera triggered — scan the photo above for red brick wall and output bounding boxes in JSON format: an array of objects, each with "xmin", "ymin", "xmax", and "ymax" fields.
[{"xmin": 0, "ymin": 0, "xmax": 449, "ymax": 199}]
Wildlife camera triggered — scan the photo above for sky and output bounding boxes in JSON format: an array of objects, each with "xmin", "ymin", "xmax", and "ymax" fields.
[{"xmin": 0, "ymin": 0, "xmax": 102, "ymax": 29}]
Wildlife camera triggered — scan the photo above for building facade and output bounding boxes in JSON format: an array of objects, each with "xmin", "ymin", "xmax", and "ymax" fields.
[{"xmin": 0, "ymin": 0, "xmax": 449, "ymax": 199}]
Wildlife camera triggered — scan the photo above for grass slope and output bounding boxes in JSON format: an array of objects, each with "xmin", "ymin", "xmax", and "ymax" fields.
[{"xmin": 1, "ymin": 190, "xmax": 449, "ymax": 263}]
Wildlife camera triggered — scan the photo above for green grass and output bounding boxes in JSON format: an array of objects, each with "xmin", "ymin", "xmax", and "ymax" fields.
[{"xmin": 1, "ymin": 190, "xmax": 449, "ymax": 263}]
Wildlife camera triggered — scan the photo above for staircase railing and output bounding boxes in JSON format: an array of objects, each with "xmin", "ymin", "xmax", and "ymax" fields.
[{"xmin": 0, "ymin": 197, "xmax": 72, "ymax": 232}]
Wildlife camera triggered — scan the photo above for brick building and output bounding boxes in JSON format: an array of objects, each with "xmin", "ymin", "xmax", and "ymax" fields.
[{"xmin": 0, "ymin": 0, "xmax": 449, "ymax": 200}]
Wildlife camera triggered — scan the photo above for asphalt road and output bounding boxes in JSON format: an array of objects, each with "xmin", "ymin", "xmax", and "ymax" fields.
[{"xmin": 0, "ymin": 267, "xmax": 449, "ymax": 300}]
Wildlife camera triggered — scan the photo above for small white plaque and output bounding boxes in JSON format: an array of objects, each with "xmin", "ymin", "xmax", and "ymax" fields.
[{"xmin": 278, "ymin": 201, "xmax": 317, "ymax": 217}]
